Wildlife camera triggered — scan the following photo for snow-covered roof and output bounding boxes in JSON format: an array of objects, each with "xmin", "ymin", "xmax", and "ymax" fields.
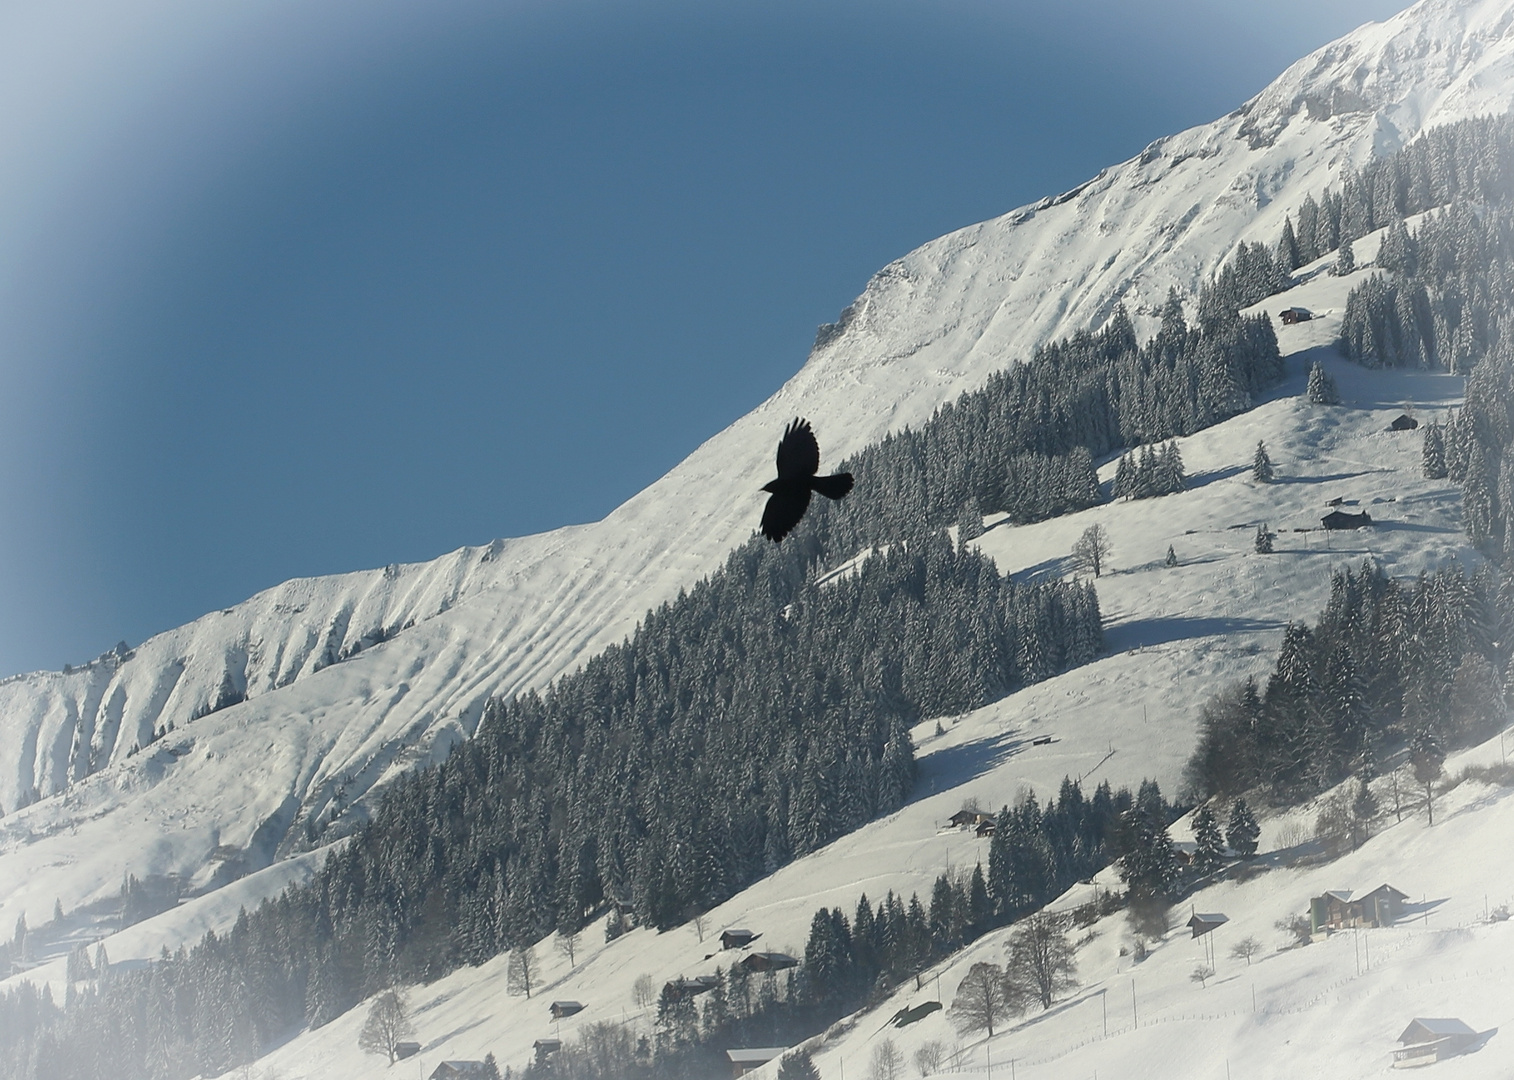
[
  {"xmin": 1399, "ymin": 1018, "xmax": 1477, "ymax": 1043},
  {"xmin": 726, "ymin": 1048, "xmax": 789, "ymax": 1064}
]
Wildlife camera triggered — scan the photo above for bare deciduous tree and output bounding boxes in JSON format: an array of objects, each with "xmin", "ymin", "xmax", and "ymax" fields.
[
  {"xmin": 1072, "ymin": 524, "xmax": 1111, "ymax": 578},
  {"xmin": 632, "ymin": 972, "xmax": 656, "ymax": 1009},
  {"xmin": 1005, "ymin": 912, "xmax": 1078, "ymax": 1010},
  {"xmin": 556, "ymin": 928, "xmax": 581, "ymax": 968},
  {"xmin": 508, "ymin": 945, "xmax": 539, "ymax": 998},
  {"xmin": 869, "ymin": 1039, "xmax": 903, "ymax": 1080},
  {"xmin": 1229, "ymin": 935, "xmax": 1261, "ymax": 966},
  {"xmin": 950, "ymin": 962, "xmax": 1013, "ymax": 1037},
  {"xmin": 1190, "ymin": 964, "xmax": 1213, "ymax": 988},
  {"xmin": 357, "ymin": 989, "xmax": 414, "ymax": 1065},
  {"xmin": 913, "ymin": 1040, "xmax": 945, "ymax": 1078}
]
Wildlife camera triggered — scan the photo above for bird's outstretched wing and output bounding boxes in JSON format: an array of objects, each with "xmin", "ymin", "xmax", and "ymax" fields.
[
  {"xmin": 761, "ymin": 486, "xmax": 811, "ymax": 543},
  {"xmin": 775, "ymin": 417, "xmax": 820, "ymax": 480}
]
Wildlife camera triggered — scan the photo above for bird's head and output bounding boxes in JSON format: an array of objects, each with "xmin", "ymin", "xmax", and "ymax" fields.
[{"xmin": 761, "ymin": 480, "xmax": 779, "ymax": 493}]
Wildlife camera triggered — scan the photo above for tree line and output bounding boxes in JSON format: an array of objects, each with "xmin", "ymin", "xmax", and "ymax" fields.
[{"xmin": 1184, "ymin": 560, "xmax": 1509, "ymax": 804}]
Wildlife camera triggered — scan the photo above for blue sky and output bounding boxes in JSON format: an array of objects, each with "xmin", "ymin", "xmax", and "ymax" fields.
[{"xmin": 0, "ymin": 0, "xmax": 1411, "ymax": 678}]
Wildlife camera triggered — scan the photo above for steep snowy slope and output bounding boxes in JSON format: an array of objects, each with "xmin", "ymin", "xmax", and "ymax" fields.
[
  {"xmin": 3, "ymin": 262, "xmax": 1483, "ymax": 1080},
  {"xmin": 2, "ymin": 0, "xmax": 1510, "ymax": 945}
]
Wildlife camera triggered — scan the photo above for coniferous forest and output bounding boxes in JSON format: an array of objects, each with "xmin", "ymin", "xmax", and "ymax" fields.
[
  {"xmin": 74, "ymin": 88, "xmax": 1514, "ymax": 1080},
  {"xmin": 0, "ymin": 240, "xmax": 1289, "ymax": 1079}
]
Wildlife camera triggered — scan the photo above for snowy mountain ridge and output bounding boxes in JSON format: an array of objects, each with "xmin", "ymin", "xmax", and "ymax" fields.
[{"xmin": 2, "ymin": 0, "xmax": 1512, "ymax": 949}]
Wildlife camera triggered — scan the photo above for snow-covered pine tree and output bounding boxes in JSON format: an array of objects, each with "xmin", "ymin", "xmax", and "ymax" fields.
[
  {"xmin": 1333, "ymin": 237, "xmax": 1356, "ymax": 276},
  {"xmin": 1306, "ymin": 360, "xmax": 1341, "ymax": 405},
  {"xmin": 1252, "ymin": 440, "xmax": 1274, "ymax": 483},
  {"xmin": 1191, "ymin": 806, "xmax": 1225, "ymax": 874},
  {"xmin": 1225, "ymin": 800, "xmax": 1260, "ymax": 858},
  {"xmin": 1422, "ymin": 421, "xmax": 1447, "ymax": 478},
  {"xmin": 1165, "ymin": 545, "xmax": 1178, "ymax": 567},
  {"xmin": 1254, "ymin": 524, "xmax": 1273, "ymax": 554}
]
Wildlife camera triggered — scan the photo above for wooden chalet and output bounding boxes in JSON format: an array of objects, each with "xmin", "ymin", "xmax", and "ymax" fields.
[
  {"xmin": 430, "ymin": 1063, "xmax": 491, "ymax": 1080},
  {"xmin": 1389, "ymin": 414, "xmax": 1420, "ymax": 431},
  {"xmin": 720, "ymin": 928, "xmax": 758, "ymax": 950},
  {"xmin": 550, "ymin": 1000, "xmax": 584, "ymax": 1019},
  {"xmin": 947, "ymin": 809, "xmax": 992, "ymax": 830},
  {"xmin": 1322, "ymin": 510, "xmax": 1373, "ymax": 530},
  {"xmin": 726, "ymin": 1048, "xmax": 788, "ymax": 1078},
  {"xmin": 1187, "ymin": 912, "xmax": 1228, "ymax": 939},
  {"xmin": 974, "ymin": 818, "xmax": 996, "ymax": 838},
  {"xmin": 1309, "ymin": 884, "xmax": 1407, "ymax": 933},
  {"xmin": 741, "ymin": 951, "xmax": 799, "ymax": 973},
  {"xmin": 1393, "ymin": 1018, "xmax": 1479, "ymax": 1067},
  {"xmin": 1279, "ymin": 307, "xmax": 1313, "ymax": 325},
  {"xmin": 533, "ymin": 1040, "xmax": 562, "ymax": 1065},
  {"xmin": 395, "ymin": 1041, "xmax": 421, "ymax": 1061},
  {"xmin": 663, "ymin": 975, "xmax": 721, "ymax": 1000}
]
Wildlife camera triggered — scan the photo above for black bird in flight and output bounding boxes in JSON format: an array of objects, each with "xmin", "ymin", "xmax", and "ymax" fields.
[{"xmin": 760, "ymin": 417, "xmax": 853, "ymax": 542}]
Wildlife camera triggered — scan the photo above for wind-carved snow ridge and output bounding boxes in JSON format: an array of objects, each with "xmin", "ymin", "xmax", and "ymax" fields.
[{"xmin": 1, "ymin": 0, "xmax": 1512, "ymax": 939}]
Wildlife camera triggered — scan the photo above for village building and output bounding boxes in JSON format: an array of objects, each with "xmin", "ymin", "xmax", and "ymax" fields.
[
  {"xmin": 549, "ymin": 1000, "xmax": 584, "ymax": 1020},
  {"xmin": 1279, "ymin": 307, "xmax": 1313, "ymax": 325},
  {"xmin": 1389, "ymin": 414, "xmax": 1420, "ymax": 431},
  {"xmin": 663, "ymin": 974, "xmax": 721, "ymax": 1000},
  {"xmin": 395, "ymin": 1041, "xmax": 421, "ymax": 1061},
  {"xmin": 741, "ymin": 951, "xmax": 799, "ymax": 973},
  {"xmin": 947, "ymin": 809, "xmax": 993, "ymax": 830},
  {"xmin": 720, "ymin": 928, "xmax": 758, "ymax": 950},
  {"xmin": 1393, "ymin": 1018, "xmax": 1479, "ymax": 1067},
  {"xmin": 533, "ymin": 1040, "xmax": 562, "ymax": 1065},
  {"xmin": 430, "ymin": 1062, "xmax": 492, "ymax": 1080},
  {"xmin": 1187, "ymin": 912, "xmax": 1228, "ymax": 939},
  {"xmin": 974, "ymin": 818, "xmax": 996, "ymax": 838},
  {"xmin": 1322, "ymin": 510, "xmax": 1373, "ymax": 530},
  {"xmin": 1309, "ymin": 884, "xmax": 1407, "ymax": 933},
  {"xmin": 726, "ymin": 1048, "xmax": 788, "ymax": 1078}
]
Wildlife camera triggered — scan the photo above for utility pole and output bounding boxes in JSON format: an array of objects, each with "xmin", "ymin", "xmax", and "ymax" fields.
[{"xmin": 1132, "ymin": 978, "xmax": 1138, "ymax": 1028}]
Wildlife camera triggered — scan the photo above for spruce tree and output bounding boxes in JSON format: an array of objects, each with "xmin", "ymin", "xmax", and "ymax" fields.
[
  {"xmin": 1252, "ymin": 440, "xmax": 1275, "ymax": 483},
  {"xmin": 1333, "ymin": 237, "xmax": 1356, "ymax": 276},
  {"xmin": 1165, "ymin": 545, "xmax": 1178, "ymax": 568},
  {"xmin": 1306, "ymin": 361, "xmax": 1341, "ymax": 405},
  {"xmin": 1422, "ymin": 422, "xmax": 1447, "ymax": 479},
  {"xmin": 1191, "ymin": 806, "xmax": 1225, "ymax": 874},
  {"xmin": 1254, "ymin": 524, "xmax": 1273, "ymax": 554},
  {"xmin": 1225, "ymin": 800, "xmax": 1260, "ymax": 858}
]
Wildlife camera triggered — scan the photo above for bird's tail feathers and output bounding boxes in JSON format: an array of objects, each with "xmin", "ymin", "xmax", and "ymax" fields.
[{"xmin": 811, "ymin": 472, "xmax": 854, "ymax": 500}]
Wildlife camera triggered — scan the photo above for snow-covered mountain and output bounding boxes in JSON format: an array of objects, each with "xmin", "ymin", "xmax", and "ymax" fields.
[{"xmin": 2, "ymin": 0, "xmax": 1512, "ymax": 1011}]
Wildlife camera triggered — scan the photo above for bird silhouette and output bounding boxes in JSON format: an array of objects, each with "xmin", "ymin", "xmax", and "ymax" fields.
[{"xmin": 760, "ymin": 418, "xmax": 853, "ymax": 542}]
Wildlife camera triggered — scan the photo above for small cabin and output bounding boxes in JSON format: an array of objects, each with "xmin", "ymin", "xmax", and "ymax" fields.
[
  {"xmin": 727, "ymin": 1048, "xmax": 788, "ymax": 1079},
  {"xmin": 664, "ymin": 975, "xmax": 721, "ymax": 1000},
  {"xmin": 1187, "ymin": 912, "xmax": 1228, "ymax": 939},
  {"xmin": 1309, "ymin": 884, "xmax": 1406, "ymax": 933},
  {"xmin": 550, "ymin": 1000, "xmax": 584, "ymax": 1019},
  {"xmin": 741, "ymin": 951, "xmax": 799, "ymax": 973},
  {"xmin": 1393, "ymin": 1018, "xmax": 1479, "ymax": 1067},
  {"xmin": 974, "ymin": 819, "xmax": 996, "ymax": 838},
  {"xmin": 533, "ymin": 1040, "xmax": 562, "ymax": 1065},
  {"xmin": 947, "ymin": 809, "xmax": 992, "ymax": 829},
  {"xmin": 1389, "ymin": 414, "xmax": 1420, "ymax": 431},
  {"xmin": 1322, "ymin": 510, "xmax": 1372, "ymax": 530},
  {"xmin": 720, "ymin": 928, "xmax": 757, "ymax": 950},
  {"xmin": 430, "ymin": 1063, "xmax": 490, "ymax": 1080},
  {"xmin": 1279, "ymin": 307, "xmax": 1313, "ymax": 325},
  {"xmin": 395, "ymin": 1042, "xmax": 421, "ymax": 1061}
]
